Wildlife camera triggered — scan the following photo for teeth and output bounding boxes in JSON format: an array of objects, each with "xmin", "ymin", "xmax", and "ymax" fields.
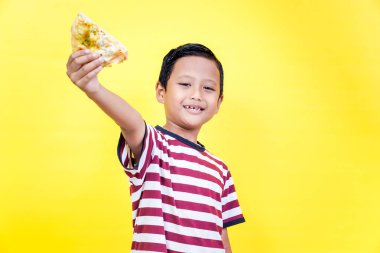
[{"xmin": 184, "ymin": 105, "xmax": 201, "ymax": 111}]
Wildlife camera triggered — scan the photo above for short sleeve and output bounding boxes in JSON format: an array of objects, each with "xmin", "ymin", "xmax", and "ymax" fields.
[
  {"xmin": 116, "ymin": 123, "xmax": 156, "ymax": 186},
  {"xmin": 221, "ymin": 170, "xmax": 245, "ymax": 228}
]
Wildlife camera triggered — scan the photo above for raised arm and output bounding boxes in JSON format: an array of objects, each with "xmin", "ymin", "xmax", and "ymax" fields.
[{"xmin": 66, "ymin": 50, "xmax": 145, "ymax": 159}]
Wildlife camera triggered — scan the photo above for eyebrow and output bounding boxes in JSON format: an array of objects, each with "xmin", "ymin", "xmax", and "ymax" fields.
[{"xmin": 177, "ymin": 75, "xmax": 217, "ymax": 84}]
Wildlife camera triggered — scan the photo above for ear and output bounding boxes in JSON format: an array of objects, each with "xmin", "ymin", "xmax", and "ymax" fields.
[
  {"xmin": 156, "ymin": 81, "xmax": 165, "ymax": 104},
  {"xmin": 215, "ymin": 94, "xmax": 224, "ymax": 113}
]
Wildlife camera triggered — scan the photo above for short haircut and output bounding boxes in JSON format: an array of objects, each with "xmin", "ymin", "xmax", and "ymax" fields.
[{"xmin": 158, "ymin": 43, "xmax": 224, "ymax": 97}]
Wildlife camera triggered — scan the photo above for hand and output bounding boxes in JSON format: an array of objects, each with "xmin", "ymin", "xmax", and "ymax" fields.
[{"xmin": 66, "ymin": 50, "xmax": 104, "ymax": 94}]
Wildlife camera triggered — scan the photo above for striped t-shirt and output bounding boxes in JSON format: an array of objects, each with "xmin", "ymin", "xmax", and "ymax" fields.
[{"xmin": 117, "ymin": 124, "xmax": 245, "ymax": 253}]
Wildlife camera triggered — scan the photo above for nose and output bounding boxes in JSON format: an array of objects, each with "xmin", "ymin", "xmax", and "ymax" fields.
[{"xmin": 190, "ymin": 86, "xmax": 202, "ymax": 101}]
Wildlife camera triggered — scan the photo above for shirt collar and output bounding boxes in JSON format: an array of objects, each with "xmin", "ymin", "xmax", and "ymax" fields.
[{"xmin": 155, "ymin": 125, "xmax": 205, "ymax": 152}]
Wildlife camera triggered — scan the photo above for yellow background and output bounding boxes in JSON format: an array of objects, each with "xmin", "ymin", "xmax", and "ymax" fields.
[{"xmin": 1, "ymin": 0, "xmax": 380, "ymax": 252}]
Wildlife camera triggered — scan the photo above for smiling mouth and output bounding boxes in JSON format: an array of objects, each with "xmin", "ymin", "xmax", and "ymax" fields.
[{"xmin": 183, "ymin": 105, "xmax": 204, "ymax": 111}]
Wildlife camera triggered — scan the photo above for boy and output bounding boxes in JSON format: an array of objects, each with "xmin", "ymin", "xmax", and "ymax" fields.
[{"xmin": 66, "ymin": 43, "xmax": 245, "ymax": 252}]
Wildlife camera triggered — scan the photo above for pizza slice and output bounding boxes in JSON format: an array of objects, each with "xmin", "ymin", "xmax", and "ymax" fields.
[{"xmin": 71, "ymin": 12, "xmax": 127, "ymax": 67}]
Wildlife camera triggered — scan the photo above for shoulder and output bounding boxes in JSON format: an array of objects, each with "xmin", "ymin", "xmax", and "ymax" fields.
[
  {"xmin": 203, "ymin": 148, "xmax": 228, "ymax": 167},
  {"xmin": 202, "ymin": 149, "xmax": 230, "ymax": 177},
  {"xmin": 205, "ymin": 149, "xmax": 226, "ymax": 164}
]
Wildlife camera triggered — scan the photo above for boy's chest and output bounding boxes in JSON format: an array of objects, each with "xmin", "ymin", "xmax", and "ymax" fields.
[{"xmin": 151, "ymin": 151, "xmax": 225, "ymax": 197}]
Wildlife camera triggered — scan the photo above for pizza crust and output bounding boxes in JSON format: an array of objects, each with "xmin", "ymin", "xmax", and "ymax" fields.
[{"xmin": 71, "ymin": 13, "xmax": 127, "ymax": 67}]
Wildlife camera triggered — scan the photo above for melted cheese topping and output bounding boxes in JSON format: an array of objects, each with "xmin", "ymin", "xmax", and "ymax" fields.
[{"xmin": 71, "ymin": 13, "xmax": 127, "ymax": 67}]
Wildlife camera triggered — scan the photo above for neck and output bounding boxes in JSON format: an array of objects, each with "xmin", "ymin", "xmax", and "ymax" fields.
[{"xmin": 162, "ymin": 122, "xmax": 201, "ymax": 144}]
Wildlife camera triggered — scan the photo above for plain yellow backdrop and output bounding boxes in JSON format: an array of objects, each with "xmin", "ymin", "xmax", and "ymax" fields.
[{"xmin": 1, "ymin": 0, "xmax": 380, "ymax": 252}]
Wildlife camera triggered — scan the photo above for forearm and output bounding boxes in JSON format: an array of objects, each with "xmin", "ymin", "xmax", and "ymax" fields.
[{"xmin": 86, "ymin": 85, "xmax": 143, "ymax": 133}]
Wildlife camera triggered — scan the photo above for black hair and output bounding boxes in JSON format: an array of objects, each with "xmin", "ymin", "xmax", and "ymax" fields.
[{"xmin": 158, "ymin": 43, "xmax": 224, "ymax": 97}]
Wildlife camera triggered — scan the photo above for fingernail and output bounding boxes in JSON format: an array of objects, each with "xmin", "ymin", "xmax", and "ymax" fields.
[
  {"xmin": 85, "ymin": 49, "xmax": 91, "ymax": 53},
  {"xmin": 92, "ymin": 53, "xmax": 98, "ymax": 58},
  {"xmin": 98, "ymin": 57, "xmax": 104, "ymax": 63}
]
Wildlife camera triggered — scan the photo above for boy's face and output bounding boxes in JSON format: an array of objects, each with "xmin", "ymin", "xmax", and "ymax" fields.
[{"xmin": 156, "ymin": 56, "xmax": 223, "ymax": 133}]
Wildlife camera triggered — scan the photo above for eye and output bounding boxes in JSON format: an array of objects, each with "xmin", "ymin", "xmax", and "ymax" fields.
[
  {"xmin": 204, "ymin": 86, "xmax": 215, "ymax": 92},
  {"xmin": 178, "ymin": 83, "xmax": 191, "ymax": 87}
]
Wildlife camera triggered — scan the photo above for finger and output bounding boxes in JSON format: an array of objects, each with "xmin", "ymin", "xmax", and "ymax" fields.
[
  {"xmin": 77, "ymin": 65, "xmax": 103, "ymax": 86},
  {"xmin": 70, "ymin": 57, "xmax": 104, "ymax": 82},
  {"xmin": 67, "ymin": 50, "xmax": 90, "ymax": 68},
  {"xmin": 68, "ymin": 53, "xmax": 100, "ymax": 73},
  {"xmin": 82, "ymin": 65, "xmax": 103, "ymax": 80},
  {"xmin": 67, "ymin": 49, "xmax": 91, "ymax": 66}
]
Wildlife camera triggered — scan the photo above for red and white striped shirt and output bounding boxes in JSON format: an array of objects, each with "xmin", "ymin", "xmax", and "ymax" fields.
[{"xmin": 117, "ymin": 124, "xmax": 245, "ymax": 253}]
